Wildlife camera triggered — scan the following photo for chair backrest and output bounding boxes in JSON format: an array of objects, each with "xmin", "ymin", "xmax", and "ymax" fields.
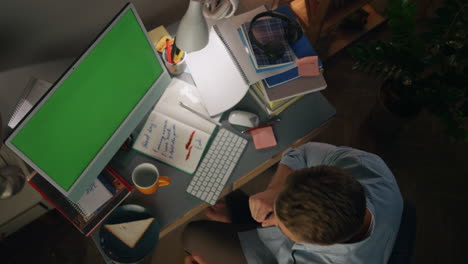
[{"xmin": 388, "ymin": 200, "xmax": 417, "ymax": 264}]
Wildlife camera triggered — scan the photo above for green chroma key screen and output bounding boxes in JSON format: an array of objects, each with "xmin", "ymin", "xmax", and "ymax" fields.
[{"xmin": 11, "ymin": 8, "xmax": 163, "ymax": 191}]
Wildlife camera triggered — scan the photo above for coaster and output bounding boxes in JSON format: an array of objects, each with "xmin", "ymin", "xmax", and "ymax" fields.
[
  {"xmin": 297, "ymin": 56, "xmax": 320, "ymax": 77},
  {"xmin": 251, "ymin": 126, "xmax": 277, "ymax": 149}
]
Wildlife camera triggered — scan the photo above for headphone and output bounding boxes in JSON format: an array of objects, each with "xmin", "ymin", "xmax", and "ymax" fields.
[
  {"xmin": 248, "ymin": 11, "xmax": 302, "ymax": 62},
  {"xmin": 203, "ymin": 0, "xmax": 239, "ymax": 20}
]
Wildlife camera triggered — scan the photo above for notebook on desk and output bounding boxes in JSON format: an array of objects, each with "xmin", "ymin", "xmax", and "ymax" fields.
[{"xmin": 133, "ymin": 78, "xmax": 218, "ymax": 174}]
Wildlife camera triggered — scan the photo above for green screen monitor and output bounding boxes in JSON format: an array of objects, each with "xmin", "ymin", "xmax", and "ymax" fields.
[{"xmin": 5, "ymin": 3, "xmax": 171, "ymax": 202}]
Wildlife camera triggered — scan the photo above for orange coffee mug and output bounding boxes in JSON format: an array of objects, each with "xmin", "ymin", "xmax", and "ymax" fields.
[{"xmin": 131, "ymin": 163, "xmax": 171, "ymax": 195}]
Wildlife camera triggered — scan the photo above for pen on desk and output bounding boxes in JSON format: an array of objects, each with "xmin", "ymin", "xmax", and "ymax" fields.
[
  {"xmin": 179, "ymin": 101, "xmax": 222, "ymax": 127},
  {"xmin": 241, "ymin": 119, "xmax": 281, "ymax": 134},
  {"xmin": 166, "ymin": 39, "xmax": 173, "ymax": 63}
]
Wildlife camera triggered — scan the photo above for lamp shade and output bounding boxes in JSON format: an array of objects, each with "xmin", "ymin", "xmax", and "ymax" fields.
[{"xmin": 176, "ymin": 0, "xmax": 209, "ymax": 52}]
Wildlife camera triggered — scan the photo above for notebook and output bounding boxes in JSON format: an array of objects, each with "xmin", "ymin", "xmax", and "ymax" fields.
[
  {"xmin": 185, "ymin": 5, "xmax": 296, "ymax": 117},
  {"xmin": 8, "ymin": 77, "xmax": 52, "ymax": 129},
  {"xmin": 264, "ymin": 4, "xmax": 324, "ymax": 88},
  {"xmin": 251, "ymin": 81, "xmax": 302, "ymax": 111},
  {"xmin": 133, "ymin": 78, "xmax": 217, "ymax": 174},
  {"xmin": 261, "ymin": 74, "xmax": 327, "ymax": 102},
  {"xmin": 77, "ymin": 178, "xmax": 113, "ymax": 216},
  {"xmin": 29, "ymin": 166, "xmax": 133, "ymax": 236}
]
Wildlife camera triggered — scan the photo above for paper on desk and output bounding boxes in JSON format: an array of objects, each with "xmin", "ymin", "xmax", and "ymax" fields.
[
  {"xmin": 251, "ymin": 126, "xmax": 277, "ymax": 149},
  {"xmin": 77, "ymin": 178, "xmax": 112, "ymax": 217},
  {"xmin": 185, "ymin": 6, "xmax": 297, "ymax": 117},
  {"xmin": 8, "ymin": 77, "xmax": 52, "ymax": 129}
]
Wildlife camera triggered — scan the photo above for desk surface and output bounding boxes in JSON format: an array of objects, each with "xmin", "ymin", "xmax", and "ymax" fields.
[
  {"xmin": 92, "ymin": 16, "xmax": 335, "ymax": 262},
  {"xmin": 105, "ymin": 77, "xmax": 335, "ymax": 237},
  {"xmin": 91, "ymin": 67, "xmax": 335, "ymax": 264}
]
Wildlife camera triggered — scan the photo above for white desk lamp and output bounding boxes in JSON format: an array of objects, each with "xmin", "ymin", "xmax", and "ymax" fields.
[
  {"xmin": 176, "ymin": 0, "xmax": 209, "ymax": 52},
  {"xmin": 176, "ymin": 0, "xmax": 239, "ymax": 52}
]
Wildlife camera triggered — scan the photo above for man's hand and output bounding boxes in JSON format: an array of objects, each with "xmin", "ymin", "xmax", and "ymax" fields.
[
  {"xmin": 249, "ymin": 187, "xmax": 281, "ymax": 227},
  {"xmin": 184, "ymin": 255, "xmax": 208, "ymax": 264}
]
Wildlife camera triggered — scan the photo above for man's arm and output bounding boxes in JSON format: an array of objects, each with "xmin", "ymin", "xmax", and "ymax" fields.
[
  {"xmin": 249, "ymin": 142, "xmax": 337, "ymax": 227},
  {"xmin": 249, "ymin": 164, "xmax": 293, "ymax": 227}
]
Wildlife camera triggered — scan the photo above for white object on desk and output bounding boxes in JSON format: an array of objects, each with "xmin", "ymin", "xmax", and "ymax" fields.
[
  {"xmin": 228, "ymin": 110, "xmax": 259, "ymax": 128},
  {"xmin": 186, "ymin": 128, "xmax": 247, "ymax": 205},
  {"xmin": 185, "ymin": 6, "xmax": 296, "ymax": 117},
  {"xmin": 185, "ymin": 29, "xmax": 248, "ymax": 117},
  {"xmin": 133, "ymin": 78, "xmax": 217, "ymax": 174}
]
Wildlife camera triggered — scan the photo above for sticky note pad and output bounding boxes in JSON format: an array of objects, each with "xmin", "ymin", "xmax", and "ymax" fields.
[
  {"xmin": 251, "ymin": 126, "xmax": 277, "ymax": 149},
  {"xmin": 297, "ymin": 56, "xmax": 320, "ymax": 77}
]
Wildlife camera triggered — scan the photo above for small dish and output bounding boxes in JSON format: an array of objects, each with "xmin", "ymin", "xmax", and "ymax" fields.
[{"xmin": 99, "ymin": 204, "xmax": 160, "ymax": 263}]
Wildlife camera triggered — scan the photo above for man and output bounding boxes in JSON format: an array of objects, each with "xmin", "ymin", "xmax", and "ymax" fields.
[{"xmin": 183, "ymin": 142, "xmax": 403, "ymax": 264}]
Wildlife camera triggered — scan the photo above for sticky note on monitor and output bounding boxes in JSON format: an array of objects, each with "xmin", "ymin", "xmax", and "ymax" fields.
[{"xmin": 251, "ymin": 126, "xmax": 277, "ymax": 149}]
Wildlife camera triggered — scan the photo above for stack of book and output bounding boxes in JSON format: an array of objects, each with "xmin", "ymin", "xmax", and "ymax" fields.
[{"xmin": 238, "ymin": 4, "xmax": 327, "ymax": 117}]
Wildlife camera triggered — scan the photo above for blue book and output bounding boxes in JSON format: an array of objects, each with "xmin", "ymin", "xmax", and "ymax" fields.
[{"xmin": 264, "ymin": 4, "xmax": 323, "ymax": 88}]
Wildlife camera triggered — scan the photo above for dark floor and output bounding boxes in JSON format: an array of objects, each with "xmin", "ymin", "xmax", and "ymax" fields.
[{"xmin": 1, "ymin": 27, "xmax": 467, "ymax": 263}]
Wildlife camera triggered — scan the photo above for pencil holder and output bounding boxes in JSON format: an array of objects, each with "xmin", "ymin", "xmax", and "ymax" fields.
[{"xmin": 162, "ymin": 49, "xmax": 186, "ymax": 76}]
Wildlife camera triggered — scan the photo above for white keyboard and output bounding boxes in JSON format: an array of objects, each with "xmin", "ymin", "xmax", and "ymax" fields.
[{"xmin": 186, "ymin": 128, "xmax": 248, "ymax": 205}]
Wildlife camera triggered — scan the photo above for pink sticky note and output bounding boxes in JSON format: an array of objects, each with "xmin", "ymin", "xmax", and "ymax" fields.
[
  {"xmin": 297, "ymin": 56, "xmax": 320, "ymax": 77},
  {"xmin": 251, "ymin": 126, "xmax": 277, "ymax": 150}
]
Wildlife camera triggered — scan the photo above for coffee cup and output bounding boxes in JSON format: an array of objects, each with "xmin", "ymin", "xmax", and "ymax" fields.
[{"xmin": 131, "ymin": 163, "xmax": 171, "ymax": 195}]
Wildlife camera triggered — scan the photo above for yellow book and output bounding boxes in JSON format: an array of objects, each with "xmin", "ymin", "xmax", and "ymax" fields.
[{"xmin": 252, "ymin": 82, "xmax": 300, "ymax": 111}]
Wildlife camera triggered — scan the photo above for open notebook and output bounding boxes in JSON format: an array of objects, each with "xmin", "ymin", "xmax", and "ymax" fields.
[{"xmin": 133, "ymin": 78, "xmax": 218, "ymax": 174}]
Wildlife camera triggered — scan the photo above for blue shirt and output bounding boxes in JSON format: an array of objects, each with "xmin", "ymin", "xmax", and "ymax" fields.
[{"xmin": 238, "ymin": 142, "xmax": 403, "ymax": 264}]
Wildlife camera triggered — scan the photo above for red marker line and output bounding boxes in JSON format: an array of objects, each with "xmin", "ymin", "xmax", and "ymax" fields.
[
  {"xmin": 186, "ymin": 131, "xmax": 196, "ymax": 149},
  {"xmin": 185, "ymin": 145, "xmax": 193, "ymax": 160}
]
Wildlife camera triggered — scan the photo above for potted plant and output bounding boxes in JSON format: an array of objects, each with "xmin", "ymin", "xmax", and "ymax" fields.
[{"xmin": 348, "ymin": 0, "xmax": 467, "ymax": 142}]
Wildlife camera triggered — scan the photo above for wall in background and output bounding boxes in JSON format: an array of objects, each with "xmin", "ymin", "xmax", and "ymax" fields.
[
  {"xmin": 0, "ymin": 0, "xmax": 187, "ymax": 139},
  {"xmin": 0, "ymin": 0, "xmax": 187, "ymax": 72}
]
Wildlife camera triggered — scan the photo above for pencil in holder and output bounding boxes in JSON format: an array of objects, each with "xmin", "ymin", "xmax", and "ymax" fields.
[{"xmin": 162, "ymin": 49, "xmax": 186, "ymax": 76}]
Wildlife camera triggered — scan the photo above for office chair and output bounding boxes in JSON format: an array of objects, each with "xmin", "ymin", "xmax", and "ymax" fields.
[{"xmin": 388, "ymin": 200, "xmax": 417, "ymax": 264}]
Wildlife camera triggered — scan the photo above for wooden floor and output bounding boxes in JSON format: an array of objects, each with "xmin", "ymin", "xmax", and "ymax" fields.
[{"xmin": 1, "ymin": 3, "xmax": 467, "ymax": 263}]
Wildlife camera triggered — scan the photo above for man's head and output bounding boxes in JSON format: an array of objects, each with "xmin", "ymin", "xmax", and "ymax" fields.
[{"xmin": 274, "ymin": 165, "xmax": 366, "ymax": 245}]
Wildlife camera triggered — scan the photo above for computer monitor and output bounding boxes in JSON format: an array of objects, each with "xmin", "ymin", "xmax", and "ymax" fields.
[{"xmin": 5, "ymin": 3, "xmax": 170, "ymax": 202}]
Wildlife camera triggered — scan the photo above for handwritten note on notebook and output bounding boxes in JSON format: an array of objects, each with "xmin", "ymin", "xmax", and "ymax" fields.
[
  {"xmin": 134, "ymin": 112, "xmax": 211, "ymax": 174},
  {"xmin": 133, "ymin": 78, "xmax": 216, "ymax": 174},
  {"xmin": 297, "ymin": 56, "xmax": 320, "ymax": 77}
]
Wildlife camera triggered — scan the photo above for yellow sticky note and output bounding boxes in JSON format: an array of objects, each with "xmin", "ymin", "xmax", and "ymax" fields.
[
  {"xmin": 148, "ymin": 26, "xmax": 170, "ymax": 44},
  {"xmin": 148, "ymin": 26, "xmax": 172, "ymax": 51},
  {"xmin": 156, "ymin": 36, "xmax": 174, "ymax": 53},
  {"xmin": 251, "ymin": 126, "xmax": 277, "ymax": 149}
]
